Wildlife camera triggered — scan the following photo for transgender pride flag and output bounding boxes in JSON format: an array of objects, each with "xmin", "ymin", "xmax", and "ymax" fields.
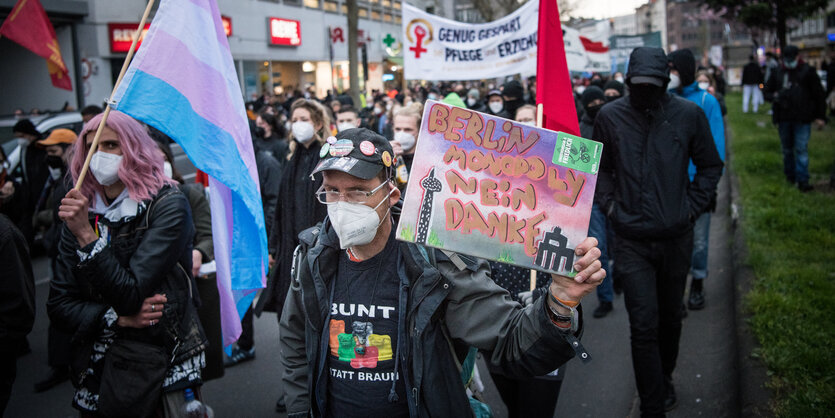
[{"xmin": 112, "ymin": 0, "xmax": 268, "ymax": 348}]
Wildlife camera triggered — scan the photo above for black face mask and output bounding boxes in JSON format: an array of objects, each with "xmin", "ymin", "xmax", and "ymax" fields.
[
  {"xmin": 605, "ymin": 95, "xmax": 620, "ymax": 103},
  {"xmin": 628, "ymin": 84, "xmax": 666, "ymax": 110},
  {"xmin": 46, "ymin": 155, "xmax": 64, "ymax": 169},
  {"xmin": 505, "ymin": 99, "xmax": 523, "ymax": 116},
  {"xmin": 254, "ymin": 127, "xmax": 266, "ymax": 139},
  {"xmin": 585, "ymin": 104, "xmax": 602, "ymax": 120}
]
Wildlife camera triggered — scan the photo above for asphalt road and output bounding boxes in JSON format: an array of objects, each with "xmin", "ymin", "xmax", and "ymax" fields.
[{"xmin": 5, "ymin": 172, "xmax": 737, "ymax": 418}]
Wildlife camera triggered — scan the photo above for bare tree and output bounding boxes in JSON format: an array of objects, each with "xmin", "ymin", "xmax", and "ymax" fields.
[
  {"xmin": 470, "ymin": 0, "xmax": 576, "ymax": 23},
  {"xmin": 347, "ymin": 0, "xmax": 360, "ymax": 106}
]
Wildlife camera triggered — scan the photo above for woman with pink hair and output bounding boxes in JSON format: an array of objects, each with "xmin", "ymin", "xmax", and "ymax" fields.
[{"xmin": 48, "ymin": 111, "xmax": 208, "ymax": 416}]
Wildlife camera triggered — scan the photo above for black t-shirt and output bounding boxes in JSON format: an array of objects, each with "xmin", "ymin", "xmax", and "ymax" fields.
[{"xmin": 326, "ymin": 230, "xmax": 408, "ymax": 418}]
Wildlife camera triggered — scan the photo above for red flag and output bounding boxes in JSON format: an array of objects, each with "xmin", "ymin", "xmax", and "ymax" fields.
[
  {"xmin": 536, "ymin": 0, "xmax": 578, "ymax": 135},
  {"xmin": 0, "ymin": 0, "xmax": 72, "ymax": 91}
]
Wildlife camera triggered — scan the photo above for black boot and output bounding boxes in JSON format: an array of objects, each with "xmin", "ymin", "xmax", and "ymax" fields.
[
  {"xmin": 664, "ymin": 376, "xmax": 678, "ymax": 412},
  {"xmin": 275, "ymin": 396, "xmax": 287, "ymax": 413},
  {"xmin": 593, "ymin": 301, "xmax": 613, "ymax": 318},
  {"xmin": 688, "ymin": 279, "xmax": 705, "ymax": 310},
  {"xmin": 798, "ymin": 182, "xmax": 813, "ymax": 192},
  {"xmin": 34, "ymin": 366, "xmax": 69, "ymax": 393}
]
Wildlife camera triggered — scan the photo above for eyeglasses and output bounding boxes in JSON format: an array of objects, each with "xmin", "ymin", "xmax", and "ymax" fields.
[{"xmin": 315, "ymin": 180, "xmax": 389, "ymax": 204}]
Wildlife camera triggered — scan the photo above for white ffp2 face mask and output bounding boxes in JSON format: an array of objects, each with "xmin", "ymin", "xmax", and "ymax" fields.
[
  {"xmin": 89, "ymin": 151, "xmax": 122, "ymax": 186},
  {"xmin": 292, "ymin": 121, "xmax": 315, "ymax": 144},
  {"xmin": 327, "ymin": 188, "xmax": 392, "ymax": 249},
  {"xmin": 163, "ymin": 161, "xmax": 173, "ymax": 178},
  {"xmin": 393, "ymin": 131, "xmax": 416, "ymax": 152},
  {"xmin": 488, "ymin": 101, "xmax": 504, "ymax": 114},
  {"xmin": 698, "ymin": 82, "xmax": 710, "ymax": 91},
  {"xmin": 668, "ymin": 73, "xmax": 681, "ymax": 90},
  {"xmin": 337, "ymin": 123, "xmax": 357, "ymax": 133}
]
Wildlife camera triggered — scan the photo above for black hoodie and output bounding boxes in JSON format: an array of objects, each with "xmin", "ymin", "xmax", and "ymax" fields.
[{"xmin": 594, "ymin": 47, "xmax": 724, "ymax": 240}]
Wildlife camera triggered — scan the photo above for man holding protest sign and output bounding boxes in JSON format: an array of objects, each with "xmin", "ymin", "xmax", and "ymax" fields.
[
  {"xmin": 594, "ymin": 47, "xmax": 723, "ymax": 416},
  {"xmin": 278, "ymin": 127, "xmax": 605, "ymax": 418}
]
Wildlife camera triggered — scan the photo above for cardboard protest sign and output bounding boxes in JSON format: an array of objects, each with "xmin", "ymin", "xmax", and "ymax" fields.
[{"xmin": 395, "ymin": 100, "xmax": 602, "ymax": 276}]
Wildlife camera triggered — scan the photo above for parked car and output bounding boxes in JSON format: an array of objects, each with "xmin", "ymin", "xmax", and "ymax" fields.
[
  {"xmin": 1, "ymin": 112, "xmax": 197, "ymax": 182},
  {"xmin": 1, "ymin": 112, "xmax": 84, "ymax": 159}
]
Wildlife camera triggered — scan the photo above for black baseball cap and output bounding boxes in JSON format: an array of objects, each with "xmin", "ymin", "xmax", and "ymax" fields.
[{"xmin": 311, "ymin": 127, "xmax": 395, "ymax": 180}]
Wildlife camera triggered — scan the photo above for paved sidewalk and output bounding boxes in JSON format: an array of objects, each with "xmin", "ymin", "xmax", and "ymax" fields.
[
  {"xmin": 546, "ymin": 170, "xmax": 739, "ymax": 418},
  {"xmin": 6, "ymin": 176, "xmax": 740, "ymax": 418}
]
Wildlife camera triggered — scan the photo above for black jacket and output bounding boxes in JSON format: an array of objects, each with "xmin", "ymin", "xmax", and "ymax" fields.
[
  {"xmin": 47, "ymin": 186, "xmax": 207, "ymax": 386},
  {"xmin": 0, "ymin": 214, "xmax": 35, "ymax": 343},
  {"xmin": 579, "ymin": 113, "xmax": 595, "ymax": 140},
  {"xmin": 594, "ymin": 94, "xmax": 724, "ymax": 240},
  {"xmin": 254, "ymin": 133, "xmax": 289, "ymax": 162},
  {"xmin": 741, "ymin": 62, "xmax": 763, "ymax": 85},
  {"xmin": 764, "ymin": 62, "xmax": 827, "ymax": 124},
  {"xmin": 261, "ymin": 140, "xmax": 328, "ymax": 314},
  {"xmin": 255, "ymin": 151, "xmax": 282, "ymax": 238},
  {"xmin": 279, "ymin": 215, "xmax": 583, "ymax": 417}
]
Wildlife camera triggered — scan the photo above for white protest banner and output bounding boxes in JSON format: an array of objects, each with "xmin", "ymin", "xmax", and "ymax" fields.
[
  {"xmin": 562, "ymin": 26, "xmax": 611, "ymax": 74},
  {"xmin": 402, "ymin": 1, "xmax": 538, "ymax": 81}
]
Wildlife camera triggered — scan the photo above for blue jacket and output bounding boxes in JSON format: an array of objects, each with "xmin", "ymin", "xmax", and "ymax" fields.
[{"xmin": 673, "ymin": 82, "xmax": 726, "ymax": 180}]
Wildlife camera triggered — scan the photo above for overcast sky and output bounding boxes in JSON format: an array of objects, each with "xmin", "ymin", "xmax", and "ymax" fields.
[{"xmin": 570, "ymin": 0, "xmax": 647, "ymax": 20}]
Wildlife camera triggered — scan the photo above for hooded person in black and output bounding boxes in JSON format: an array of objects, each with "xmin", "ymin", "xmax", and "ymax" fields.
[
  {"xmin": 603, "ymin": 80, "xmax": 624, "ymax": 102},
  {"xmin": 501, "ymin": 80, "xmax": 526, "ymax": 118},
  {"xmin": 579, "ymin": 86, "xmax": 605, "ymax": 139},
  {"xmin": 594, "ymin": 47, "xmax": 723, "ymax": 417},
  {"xmin": 7, "ymin": 119, "xmax": 48, "ymax": 247}
]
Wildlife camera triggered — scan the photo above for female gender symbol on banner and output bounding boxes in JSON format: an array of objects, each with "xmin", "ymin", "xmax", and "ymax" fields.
[{"xmin": 406, "ymin": 18, "xmax": 433, "ymax": 59}]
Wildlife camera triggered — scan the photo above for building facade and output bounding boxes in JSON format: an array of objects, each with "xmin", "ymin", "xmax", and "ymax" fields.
[
  {"xmin": 787, "ymin": 2, "xmax": 835, "ymax": 69},
  {"xmin": 610, "ymin": 13, "xmax": 637, "ymax": 37},
  {"xmin": 636, "ymin": 0, "xmax": 667, "ymax": 51},
  {"xmin": 0, "ymin": 0, "xmax": 404, "ymax": 114}
]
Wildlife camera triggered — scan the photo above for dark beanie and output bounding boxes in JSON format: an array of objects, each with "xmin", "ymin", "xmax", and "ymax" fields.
[
  {"xmin": 581, "ymin": 86, "xmax": 605, "ymax": 108},
  {"xmin": 668, "ymin": 49, "xmax": 696, "ymax": 87},
  {"xmin": 13, "ymin": 119, "xmax": 40, "ymax": 138},
  {"xmin": 502, "ymin": 80, "xmax": 524, "ymax": 99},
  {"xmin": 783, "ymin": 45, "xmax": 799, "ymax": 61},
  {"xmin": 603, "ymin": 80, "xmax": 624, "ymax": 96}
]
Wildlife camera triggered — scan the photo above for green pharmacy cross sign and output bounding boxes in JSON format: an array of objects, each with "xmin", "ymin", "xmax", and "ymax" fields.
[{"xmin": 383, "ymin": 33, "xmax": 396, "ymax": 48}]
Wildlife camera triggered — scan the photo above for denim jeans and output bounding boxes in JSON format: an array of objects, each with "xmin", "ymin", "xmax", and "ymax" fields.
[
  {"xmin": 777, "ymin": 122, "xmax": 811, "ymax": 184},
  {"xmin": 690, "ymin": 213, "xmax": 711, "ymax": 280},
  {"xmin": 588, "ymin": 204, "xmax": 614, "ymax": 303},
  {"xmin": 615, "ymin": 230, "xmax": 693, "ymax": 417}
]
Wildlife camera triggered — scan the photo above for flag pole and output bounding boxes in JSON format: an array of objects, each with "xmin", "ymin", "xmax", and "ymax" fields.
[
  {"xmin": 74, "ymin": 0, "xmax": 155, "ymax": 190},
  {"xmin": 530, "ymin": 103, "xmax": 545, "ymax": 291}
]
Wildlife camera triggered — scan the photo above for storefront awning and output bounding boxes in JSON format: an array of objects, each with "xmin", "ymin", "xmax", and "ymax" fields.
[{"xmin": 385, "ymin": 56, "xmax": 403, "ymax": 66}]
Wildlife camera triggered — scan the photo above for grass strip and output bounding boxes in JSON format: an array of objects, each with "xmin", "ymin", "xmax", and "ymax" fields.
[{"xmin": 726, "ymin": 92, "xmax": 835, "ymax": 417}]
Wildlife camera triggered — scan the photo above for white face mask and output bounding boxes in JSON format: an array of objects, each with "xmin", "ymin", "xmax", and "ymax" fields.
[
  {"xmin": 374, "ymin": 107, "xmax": 384, "ymax": 115},
  {"xmin": 48, "ymin": 166, "xmax": 62, "ymax": 180},
  {"xmin": 337, "ymin": 123, "xmax": 357, "ymax": 133},
  {"xmin": 327, "ymin": 188, "xmax": 392, "ymax": 249},
  {"xmin": 163, "ymin": 161, "xmax": 173, "ymax": 179},
  {"xmin": 393, "ymin": 131, "xmax": 416, "ymax": 152},
  {"xmin": 292, "ymin": 121, "xmax": 315, "ymax": 144},
  {"xmin": 667, "ymin": 73, "xmax": 681, "ymax": 90},
  {"xmin": 615, "ymin": 76, "xmax": 624, "ymax": 83},
  {"xmin": 698, "ymin": 82, "xmax": 710, "ymax": 91},
  {"xmin": 89, "ymin": 151, "xmax": 122, "ymax": 186},
  {"xmin": 488, "ymin": 101, "xmax": 504, "ymax": 114},
  {"xmin": 467, "ymin": 98, "xmax": 477, "ymax": 107}
]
